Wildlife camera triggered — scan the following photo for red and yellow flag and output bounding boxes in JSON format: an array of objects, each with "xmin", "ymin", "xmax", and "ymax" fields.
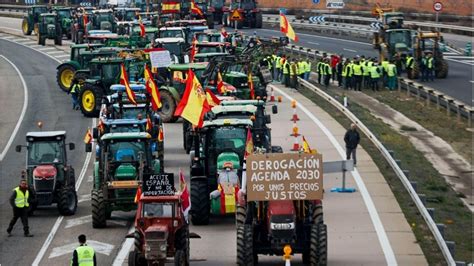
[
  {"xmin": 179, "ymin": 170, "xmax": 191, "ymax": 221},
  {"xmin": 84, "ymin": 128, "xmax": 92, "ymax": 144},
  {"xmin": 119, "ymin": 64, "xmax": 137, "ymax": 105},
  {"xmin": 174, "ymin": 69, "xmax": 211, "ymax": 128},
  {"xmin": 220, "ymin": 26, "xmax": 228, "ymax": 39},
  {"xmin": 191, "ymin": 0, "xmax": 204, "ymax": 17},
  {"xmin": 205, "ymin": 88, "xmax": 221, "ymax": 107},
  {"xmin": 161, "ymin": 1, "xmax": 180, "ymax": 13},
  {"xmin": 247, "ymin": 72, "xmax": 255, "ymax": 100},
  {"xmin": 134, "ymin": 185, "xmax": 142, "ymax": 203},
  {"xmin": 302, "ymin": 136, "xmax": 317, "ymax": 154},
  {"xmin": 280, "ymin": 13, "xmax": 298, "ymax": 42},
  {"xmin": 144, "ymin": 64, "xmax": 162, "ymax": 110},
  {"xmin": 146, "ymin": 116, "xmax": 152, "ymax": 132},
  {"xmin": 216, "ymin": 70, "xmax": 227, "ymax": 94},
  {"xmin": 158, "ymin": 126, "xmax": 164, "ymax": 142},
  {"xmin": 138, "ymin": 15, "xmax": 146, "ymax": 37},
  {"xmin": 244, "ymin": 127, "xmax": 253, "ymax": 159}
]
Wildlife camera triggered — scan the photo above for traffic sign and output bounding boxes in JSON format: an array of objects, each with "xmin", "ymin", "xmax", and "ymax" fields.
[
  {"xmin": 230, "ymin": 10, "xmax": 243, "ymax": 21},
  {"xmin": 370, "ymin": 21, "xmax": 383, "ymax": 30},
  {"xmin": 433, "ymin": 1, "xmax": 443, "ymax": 12},
  {"xmin": 309, "ymin": 16, "xmax": 325, "ymax": 23},
  {"xmin": 326, "ymin": 1, "xmax": 344, "ymax": 9},
  {"xmin": 312, "ymin": 0, "xmax": 320, "ymax": 4}
]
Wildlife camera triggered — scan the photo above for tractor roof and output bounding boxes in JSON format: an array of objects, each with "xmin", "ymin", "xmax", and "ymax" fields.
[
  {"xmin": 154, "ymin": 37, "xmax": 185, "ymax": 44},
  {"xmin": 26, "ymin": 131, "xmax": 66, "ymax": 139},
  {"xmin": 90, "ymin": 57, "xmax": 124, "ymax": 63},
  {"xmin": 112, "ymin": 103, "xmax": 148, "ymax": 108},
  {"xmin": 31, "ymin": 5, "xmax": 48, "ymax": 8},
  {"xmin": 103, "ymin": 118, "xmax": 147, "ymax": 125},
  {"xmin": 194, "ymin": 52, "xmax": 228, "ymax": 58},
  {"xmin": 197, "ymin": 42, "xmax": 226, "ymax": 47},
  {"xmin": 40, "ymin": 13, "xmax": 57, "ymax": 17},
  {"xmin": 221, "ymin": 99, "xmax": 266, "ymax": 106},
  {"xmin": 169, "ymin": 63, "xmax": 207, "ymax": 71},
  {"xmin": 203, "ymin": 118, "xmax": 253, "ymax": 127},
  {"xmin": 115, "ymin": 7, "xmax": 141, "ymax": 11},
  {"xmin": 70, "ymin": 43, "xmax": 104, "ymax": 49},
  {"xmin": 211, "ymin": 104, "xmax": 257, "ymax": 115},
  {"xmin": 93, "ymin": 9, "xmax": 113, "ymax": 13},
  {"xmin": 53, "ymin": 6, "xmax": 72, "ymax": 10},
  {"xmin": 101, "ymin": 132, "xmax": 151, "ymax": 141},
  {"xmin": 110, "ymin": 84, "xmax": 146, "ymax": 92},
  {"xmin": 159, "ymin": 26, "xmax": 185, "ymax": 31}
]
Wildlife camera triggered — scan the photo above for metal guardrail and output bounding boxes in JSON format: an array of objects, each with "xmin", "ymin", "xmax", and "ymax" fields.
[{"xmin": 297, "ymin": 77, "xmax": 457, "ymax": 266}]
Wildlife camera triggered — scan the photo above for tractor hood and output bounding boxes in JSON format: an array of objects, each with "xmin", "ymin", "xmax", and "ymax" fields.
[
  {"xmin": 145, "ymin": 224, "xmax": 169, "ymax": 240},
  {"xmin": 217, "ymin": 152, "xmax": 240, "ymax": 170},
  {"xmin": 114, "ymin": 164, "xmax": 137, "ymax": 179},
  {"xmin": 33, "ymin": 165, "xmax": 57, "ymax": 179}
]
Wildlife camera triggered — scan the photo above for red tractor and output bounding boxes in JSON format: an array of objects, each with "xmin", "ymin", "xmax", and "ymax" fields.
[
  {"xmin": 128, "ymin": 174, "xmax": 190, "ymax": 266},
  {"xmin": 226, "ymin": 0, "xmax": 263, "ymax": 29}
]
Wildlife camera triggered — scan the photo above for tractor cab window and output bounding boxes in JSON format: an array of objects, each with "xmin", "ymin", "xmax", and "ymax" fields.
[
  {"xmin": 108, "ymin": 140, "xmax": 146, "ymax": 163},
  {"xmin": 196, "ymin": 34, "xmax": 209, "ymax": 42},
  {"xmin": 160, "ymin": 30, "xmax": 184, "ymax": 39},
  {"xmin": 198, "ymin": 46, "xmax": 223, "ymax": 54},
  {"xmin": 241, "ymin": 0, "xmax": 256, "ymax": 9},
  {"xmin": 387, "ymin": 31, "xmax": 412, "ymax": 48},
  {"xmin": 209, "ymin": 127, "xmax": 246, "ymax": 152},
  {"xmin": 121, "ymin": 108, "xmax": 145, "ymax": 119},
  {"xmin": 43, "ymin": 16, "xmax": 56, "ymax": 25},
  {"xmin": 57, "ymin": 10, "xmax": 71, "ymax": 19},
  {"xmin": 110, "ymin": 124, "xmax": 143, "ymax": 133},
  {"xmin": 96, "ymin": 13, "xmax": 112, "ymax": 23},
  {"xmin": 28, "ymin": 141, "xmax": 64, "ymax": 165},
  {"xmin": 159, "ymin": 42, "xmax": 184, "ymax": 57},
  {"xmin": 102, "ymin": 63, "xmax": 121, "ymax": 80},
  {"xmin": 143, "ymin": 202, "xmax": 174, "ymax": 218},
  {"xmin": 124, "ymin": 11, "xmax": 137, "ymax": 21},
  {"xmin": 210, "ymin": 0, "xmax": 224, "ymax": 8}
]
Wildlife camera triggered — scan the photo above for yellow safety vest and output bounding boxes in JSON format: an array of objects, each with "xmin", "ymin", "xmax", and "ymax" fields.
[
  {"xmin": 275, "ymin": 57, "xmax": 282, "ymax": 69},
  {"xmin": 363, "ymin": 61, "xmax": 372, "ymax": 76},
  {"xmin": 370, "ymin": 66, "xmax": 380, "ymax": 78},
  {"xmin": 14, "ymin": 187, "xmax": 29, "ymax": 208},
  {"xmin": 290, "ymin": 63, "xmax": 296, "ymax": 76},
  {"xmin": 298, "ymin": 62, "xmax": 305, "ymax": 75},
  {"xmin": 282, "ymin": 61, "xmax": 289, "ymax": 74},
  {"xmin": 74, "ymin": 245, "xmax": 95, "ymax": 266},
  {"xmin": 406, "ymin": 56, "xmax": 414, "ymax": 68},
  {"xmin": 71, "ymin": 84, "xmax": 80, "ymax": 94},
  {"xmin": 345, "ymin": 64, "xmax": 353, "ymax": 77},
  {"xmin": 353, "ymin": 64, "xmax": 362, "ymax": 75},
  {"xmin": 326, "ymin": 63, "xmax": 332, "ymax": 75},
  {"xmin": 305, "ymin": 61, "xmax": 311, "ymax": 72},
  {"xmin": 387, "ymin": 64, "xmax": 397, "ymax": 77},
  {"xmin": 427, "ymin": 58, "xmax": 434, "ymax": 69},
  {"xmin": 381, "ymin": 61, "xmax": 389, "ymax": 72}
]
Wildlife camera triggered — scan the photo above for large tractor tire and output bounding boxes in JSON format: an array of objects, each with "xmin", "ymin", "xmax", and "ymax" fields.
[
  {"xmin": 22, "ymin": 18, "xmax": 32, "ymax": 35},
  {"xmin": 312, "ymin": 202, "xmax": 324, "ymax": 224},
  {"xmin": 190, "ymin": 178, "xmax": 210, "ymax": 225},
  {"xmin": 436, "ymin": 59, "xmax": 448, "ymax": 79},
  {"xmin": 79, "ymin": 84, "xmax": 102, "ymax": 117},
  {"xmin": 38, "ymin": 32, "xmax": 45, "ymax": 46},
  {"xmin": 158, "ymin": 90, "xmax": 178, "ymax": 123},
  {"xmin": 57, "ymin": 187, "xmax": 78, "ymax": 215},
  {"xmin": 255, "ymin": 13, "xmax": 263, "ymax": 28},
  {"xmin": 57, "ymin": 64, "xmax": 77, "ymax": 92},
  {"xmin": 235, "ymin": 204, "xmax": 246, "ymax": 225},
  {"xmin": 236, "ymin": 224, "xmax": 254, "ymax": 266},
  {"xmin": 206, "ymin": 15, "xmax": 214, "ymax": 29},
  {"xmin": 175, "ymin": 226, "xmax": 190, "ymax": 266},
  {"xmin": 411, "ymin": 61, "xmax": 420, "ymax": 79},
  {"xmin": 34, "ymin": 23, "xmax": 39, "ymax": 35},
  {"xmin": 133, "ymin": 230, "xmax": 143, "ymax": 253},
  {"xmin": 309, "ymin": 223, "xmax": 328, "ymax": 266},
  {"xmin": 91, "ymin": 189, "xmax": 107, "ymax": 228},
  {"xmin": 128, "ymin": 250, "xmax": 138, "ymax": 266}
]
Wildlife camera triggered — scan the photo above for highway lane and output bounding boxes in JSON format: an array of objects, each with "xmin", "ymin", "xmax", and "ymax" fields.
[
  {"xmin": 240, "ymin": 27, "xmax": 474, "ymax": 106},
  {"xmin": 0, "ymin": 38, "xmax": 91, "ymax": 265}
]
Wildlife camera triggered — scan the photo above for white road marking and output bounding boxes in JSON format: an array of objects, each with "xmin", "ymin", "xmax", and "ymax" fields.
[
  {"xmin": 112, "ymin": 227, "xmax": 135, "ymax": 265},
  {"xmin": 470, "ymin": 81, "xmax": 474, "ymax": 83},
  {"xmin": 49, "ymin": 240, "xmax": 114, "ymax": 258},
  {"xmin": 54, "ymin": 54, "xmax": 70, "ymax": 58},
  {"xmin": 47, "ymin": 51, "xmax": 65, "ymax": 55},
  {"xmin": 271, "ymin": 85, "xmax": 398, "ymax": 266},
  {"xmin": 444, "ymin": 55, "xmax": 474, "ymax": 60},
  {"xmin": 38, "ymin": 47, "xmax": 56, "ymax": 51},
  {"xmin": 0, "ymin": 26, "xmax": 22, "ymax": 33},
  {"xmin": 21, "ymin": 41, "xmax": 36, "ymax": 45},
  {"xmin": 308, "ymin": 41, "xmax": 320, "ymax": 45},
  {"xmin": 78, "ymin": 193, "xmax": 91, "ymax": 203},
  {"xmin": 0, "ymin": 55, "xmax": 28, "ymax": 161},
  {"xmin": 11, "ymin": 38, "xmax": 28, "ymax": 42},
  {"xmin": 445, "ymin": 58, "xmax": 474, "ymax": 66},
  {"xmin": 343, "ymin": 48, "xmax": 357, "ymax": 53},
  {"xmin": 65, "ymin": 215, "xmax": 92, "ymax": 229},
  {"xmin": 257, "ymin": 28, "xmax": 372, "ymax": 46}
]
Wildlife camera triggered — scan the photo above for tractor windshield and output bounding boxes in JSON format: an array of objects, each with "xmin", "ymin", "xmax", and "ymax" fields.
[
  {"xmin": 241, "ymin": 0, "xmax": 256, "ymax": 9},
  {"xmin": 44, "ymin": 16, "xmax": 56, "ymax": 24},
  {"xmin": 143, "ymin": 202, "xmax": 175, "ymax": 217},
  {"xmin": 102, "ymin": 63, "xmax": 121, "ymax": 80},
  {"xmin": 160, "ymin": 42, "xmax": 183, "ymax": 56},
  {"xmin": 124, "ymin": 11, "xmax": 137, "ymax": 21},
  {"xmin": 209, "ymin": 127, "xmax": 246, "ymax": 153},
  {"xmin": 28, "ymin": 141, "xmax": 64, "ymax": 165},
  {"xmin": 387, "ymin": 30, "xmax": 412, "ymax": 48},
  {"xmin": 160, "ymin": 30, "xmax": 184, "ymax": 38},
  {"xmin": 96, "ymin": 13, "xmax": 112, "ymax": 22},
  {"xmin": 198, "ymin": 45, "xmax": 224, "ymax": 54},
  {"xmin": 121, "ymin": 108, "xmax": 146, "ymax": 119},
  {"xmin": 210, "ymin": 0, "xmax": 224, "ymax": 8},
  {"xmin": 108, "ymin": 139, "xmax": 146, "ymax": 163},
  {"xmin": 57, "ymin": 10, "xmax": 71, "ymax": 19}
]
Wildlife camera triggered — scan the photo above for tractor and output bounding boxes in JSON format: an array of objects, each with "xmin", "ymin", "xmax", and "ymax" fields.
[
  {"xmin": 189, "ymin": 118, "xmax": 253, "ymax": 225},
  {"xmin": 227, "ymin": 0, "xmax": 263, "ymax": 29},
  {"xmin": 15, "ymin": 131, "xmax": 77, "ymax": 216},
  {"xmin": 53, "ymin": 7, "xmax": 73, "ymax": 39},
  {"xmin": 71, "ymin": 8, "xmax": 95, "ymax": 44},
  {"xmin": 21, "ymin": 5, "xmax": 48, "ymax": 35},
  {"xmin": 191, "ymin": 0, "xmax": 215, "ymax": 29},
  {"xmin": 85, "ymin": 132, "xmax": 162, "ymax": 228},
  {"xmin": 37, "ymin": 13, "xmax": 63, "ymax": 46},
  {"xmin": 128, "ymin": 177, "xmax": 190, "ymax": 266},
  {"xmin": 411, "ymin": 31, "xmax": 448, "ymax": 79},
  {"xmin": 91, "ymin": 9, "xmax": 117, "ymax": 33},
  {"xmin": 154, "ymin": 37, "xmax": 189, "ymax": 63}
]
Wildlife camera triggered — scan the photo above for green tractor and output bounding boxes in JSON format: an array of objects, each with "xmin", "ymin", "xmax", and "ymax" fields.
[
  {"xmin": 189, "ymin": 118, "xmax": 253, "ymax": 225},
  {"xmin": 85, "ymin": 132, "xmax": 162, "ymax": 228},
  {"xmin": 53, "ymin": 7, "xmax": 73, "ymax": 39},
  {"xmin": 91, "ymin": 9, "xmax": 117, "ymax": 33},
  {"xmin": 21, "ymin": 5, "xmax": 48, "ymax": 35},
  {"xmin": 37, "ymin": 13, "xmax": 63, "ymax": 46}
]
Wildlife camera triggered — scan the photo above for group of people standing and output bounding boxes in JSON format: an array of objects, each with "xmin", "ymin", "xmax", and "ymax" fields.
[{"xmin": 263, "ymin": 55, "xmax": 312, "ymax": 89}]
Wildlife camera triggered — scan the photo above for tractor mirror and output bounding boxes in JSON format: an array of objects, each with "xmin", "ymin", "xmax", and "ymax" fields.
[
  {"xmin": 272, "ymin": 105, "xmax": 278, "ymax": 114},
  {"xmin": 92, "ymin": 128, "xmax": 99, "ymax": 139},
  {"xmin": 85, "ymin": 143, "xmax": 92, "ymax": 153},
  {"xmin": 15, "ymin": 145, "xmax": 22, "ymax": 152},
  {"xmin": 69, "ymin": 143, "xmax": 75, "ymax": 150}
]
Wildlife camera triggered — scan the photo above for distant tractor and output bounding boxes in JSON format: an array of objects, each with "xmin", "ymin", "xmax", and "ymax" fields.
[
  {"xmin": 37, "ymin": 13, "xmax": 63, "ymax": 46},
  {"xmin": 15, "ymin": 131, "xmax": 77, "ymax": 216},
  {"xmin": 53, "ymin": 7, "xmax": 73, "ymax": 39},
  {"xmin": 227, "ymin": 0, "xmax": 263, "ymax": 29},
  {"xmin": 21, "ymin": 5, "xmax": 48, "ymax": 35},
  {"xmin": 411, "ymin": 31, "xmax": 448, "ymax": 79}
]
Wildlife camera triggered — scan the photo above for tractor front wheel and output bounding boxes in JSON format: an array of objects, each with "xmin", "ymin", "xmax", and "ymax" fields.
[
  {"xmin": 79, "ymin": 85, "xmax": 102, "ymax": 117},
  {"xmin": 236, "ymin": 224, "xmax": 254, "ymax": 266},
  {"xmin": 190, "ymin": 178, "xmax": 210, "ymax": 225},
  {"xmin": 22, "ymin": 18, "xmax": 32, "ymax": 35},
  {"xmin": 57, "ymin": 64, "xmax": 77, "ymax": 92},
  {"xmin": 158, "ymin": 90, "xmax": 178, "ymax": 123},
  {"xmin": 411, "ymin": 61, "xmax": 420, "ymax": 79},
  {"xmin": 174, "ymin": 226, "xmax": 190, "ymax": 266},
  {"xmin": 436, "ymin": 59, "xmax": 448, "ymax": 78},
  {"xmin": 309, "ymin": 223, "xmax": 328, "ymax": 266},
  {"xmin": 91, "ymin": 189, "xmax": 107, "ymax": 228},
  {"xmin": 235, "ymin": 204, "xmax": 246, "ymax": 225},
  {"xmin": 57, "ymin": 187, "xmax": 77, "ymax": 215},
  {"xmin": 255, "ymin": 12, "xmax": 263, "ymax": 28},
  {"xmin": 37, "ymin": 32, "xmax": 45, "ymax": 46}
]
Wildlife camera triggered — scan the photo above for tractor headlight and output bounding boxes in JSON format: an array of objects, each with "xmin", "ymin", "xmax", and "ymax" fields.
[
  {"xmin": 270, "ymin": 222, "xmax": 295, "ymax": 230},
  {"xmin": 160, "ymin": 243, "xmax": 167, "ymax": 251}
]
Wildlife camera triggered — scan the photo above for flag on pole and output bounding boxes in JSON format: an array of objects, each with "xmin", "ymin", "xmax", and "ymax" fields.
[
  {"xmin": 191, "ymin": 0, "xmax": 204, "ymax": 17},
  {"xmin": 161, "ymin": 1, "xmax": 181, "ymax": 13},
  {"xmin": 247, "ymin": 72, "xmax": 255, "ymax": 100},
  {"xmin": 244, "ymin": 127, "xmax": 253, "ymax": 159},
  {"xmin": 144, "ymin": 64, "xmax": 162, "ymax": 110},
  {"xmin": 119, "ymin": 64, "xmax": 137, "ymax": 105},
  {"xmin": 174, "ymin": 69, "xmax": 211, "ymax": 128},
  {"xmin": 280, "ymin": 12, "xmax": 298, "ymax": 42},
  {"xmin": 134, "ymin": 186, "xmax": 142, "ymax": 203},
  {"xmin": 216, "ymin": 70, "xmax": 227, "ymax": 94},
  {"xmin": 302, "ymin": 136, "xmax": 317, "ymax": 154},
  {"xmin": 179, "ymin": 170, "xmax": 191, "ymax": 222},
  {"xmin": 84, "ymin": 128, "xmax": 92, "ymax": 144},
  {"xmin": 220, "ymin": 26, "xmax": 228, "ymax": 39},
  {"xmin": 158, "ymin": 126, "xmax": 164, "ymax": 142},
  {"xmin": 205, "ymin": 88, "xmax": 221, "ymax": 107},
  {"xmin": 146, "ymin": 116, "xmax": 152, "ymax": 132},
  {"xmin": 138, "ymin": 15, "xmax": 146, "ymax": 37}
]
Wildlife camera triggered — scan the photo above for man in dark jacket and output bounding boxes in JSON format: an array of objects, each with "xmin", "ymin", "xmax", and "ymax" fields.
[
  {"xmin": 7, "ymin": 175, "xmax": 33, "ymax": 237},
  {"xmin": 344, "ymin": 123, "xmax": 361, "ymax": 165}
]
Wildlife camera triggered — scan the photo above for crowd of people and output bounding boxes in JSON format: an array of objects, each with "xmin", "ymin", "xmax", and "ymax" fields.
[{"xmin": 263, "ymin": 51, "xmax": 438, "ymax": 91}]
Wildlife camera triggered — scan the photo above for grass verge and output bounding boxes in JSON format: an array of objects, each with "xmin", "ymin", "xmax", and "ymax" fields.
[{"xmin": 298, "ymin": 84, "xmax": 473, "ymax": 264}]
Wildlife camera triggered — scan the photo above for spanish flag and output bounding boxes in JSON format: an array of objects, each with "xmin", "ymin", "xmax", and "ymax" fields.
[
  {"xmin": 119, "ymin": 64, "xmax": 137, "ymax": 105},
  {"xmin": 138, "ymin": 15, "xmax": 146, "ymax": 37},
  {"xmin": 158, "ymin": 126, "xmax": 164, "ymax": 142},
  {"xmin": 302, "ymin": 136, "xmax": 317, "ymax": 154},
  {"xmin": 174, "ymin": 69, "xmax": 211, "ymax": 128},
  {"xmin": 146, "ymin": 116, "xmax": 152, "ymax": 132},
  {"xmin": 244, "ymin": 127, "xmax": 253, "ymax": 159},
  {"xmin": 280, "ymin": 12, "xmax": 298, "ymax": 42},
  {"xmin": 161, "ymin": 1, "xmax": 180, "ymax": 13},
  {"xmin": 216, "ymin": 70, "xmax": 227, "ymax": 94},
  {"xmin": 144, "ymin": 64, "xmax": 162, "ymax": 110},
  {"xmin": 134, "ymin": 186, "xmax": 142, "ymax": 203},
  {"xmin": 247, "ymin": 72, "xmax": 255, "ymax": 100},
  {"xmin": 84, "ymin": 128, "xmax": 92, "ymax": 144},
  {"xmin": 220, "ymin": 26, "xmax": 228, "ymax": 39},
  {"xmin": 205, "ymin": 88, "xmax": 221, "ymax": 107},
  {"xmin": 191, "ymin": 0, "xmax": 204, "ymax": 17},
  {"xmin": 82, "ymin": 13, "xmax": 88, "ymax": 34}
]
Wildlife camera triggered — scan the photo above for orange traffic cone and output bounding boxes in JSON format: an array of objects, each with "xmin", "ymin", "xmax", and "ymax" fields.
[
  {"xmin": 291, "ymin": 135, "xmax": 300, "ymax": 151},
  {"xmin": 269, "ymin": 87, "xmax": 275, "ymax": 102},
  {"xmin": 290, "ymin": 122, "xmax": 300, "ymax": 137},
  {"xmin": 291, "ymin": 100, "xmax": 300, "ymax": 121}
]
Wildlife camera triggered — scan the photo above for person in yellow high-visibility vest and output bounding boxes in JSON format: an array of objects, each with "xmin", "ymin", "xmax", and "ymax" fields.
[
  {"xmin": 352, "ymin": 60, "xmax": 363, "ymax": 91},
  {"xmin": 381, "ymin": 59, "xmax": 390, "ymax": 88},
  {"xmin": 304, "ymin": 59, "xmax": 311, "ymax": 81},
  {"xmin": 275, "ymin": 55, "xmax": 282, "ymax": 81},
  {"xmin": 298, "ymin": 60, "xmax": 306, "ymax": 79},
  {"xmin": 282, "ymin": 57, "xmax": 290, "ymax": 87},
  {"xmin": 71, "ymin": 234, "xmax": 96, "ymax": 266},
  {"xmin": 370, "ymin": 60, "xmax": 382, "ymax": 91},
  {"xmin": 290, "ymin": 60, "xmax": 298, "ymax": 89},
  {"xmin": 387, "ymin": 59, "xmax": 398, "ymax": 90},
  {"xmin": 323, "ymin": 58, "xmax": 332, "ymax": 87},
  {"xmin": 7, "ymin": 177, "xmax": 33, "ymax": 237},
  {"xmin": 405, "ymin": 53, "xmax": 414, "ymax": 79}
]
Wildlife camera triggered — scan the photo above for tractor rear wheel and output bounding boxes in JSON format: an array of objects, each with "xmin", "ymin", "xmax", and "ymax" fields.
[
  {"xmin": 190, "ymin": 178, "xmax": 210, "ymax": 225},
  {"xmin": 309, "ymin": 223, "xmax": 328, "ymax": 266},
  {"xmin": 133, "ymin": 229, "xmax": 142, "ymax": 252},
  {"xmin": 54, "ymin": 27, "xmax": 62, "ymax": 45},
  {"xmin": 255, "ymin": 13, "xmax": 262, "ymax": 28},
  {"xmin": 57, "ymin": 187, "xmax": 77, "ymax": 215},
  {"xmin": 91, "ymin": 189, "xmax": 107, "ymax": 228},
  {"xmin": 22, "ymin": 18, "xmax": 32, "ymax": 35},
  {"xmin": 158, "ymin": 90, "xmax": 178, "ymax": 123},
  {"xmin": 37, "ymin": 32, "xmax": 45, "ymax": 45},
  {"xmin": 79, "ymin": 84, "xmax": 102, "ymax": 117},
  {"xmin": 411, "ymin": 61, "xmax": 420, "ymax": 79},
  {"xmin": 57, "ymin": 64, "xmax": 77, "ymax": 92},
  {"xmin": 236, "ymin": 224, "xmax": 254, "ymax": 266},
  {"xmin": 128, "ymin": 250, "xmax": 138, "ymax": 266},
  {"xmin": 175, "ymin": 226, "xmax": 190, "ymax": 266},
  {"xmin": 436, "ymin": 59, "xmax": 448, "ymax": 78}
]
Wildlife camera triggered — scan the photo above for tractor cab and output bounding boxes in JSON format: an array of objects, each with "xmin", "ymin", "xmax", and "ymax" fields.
[
  {"xmin": 91, "ymin": 9, "xmax": 116, "ymax": 32},
  {"xmin": 115, "ymin": 7, "xmax": 141, "ymax": 22},
  {"xmin": 15, "ymin": 131, "xmax": 77, "ymax": 215},
  {"xmin": 22, "ymin": 5, "xmax": 48, "ymax": 35},
  {"xmin": 382, "ymin": 12, "xmax": 404, "ymax": 29},
  {"xmin": 195, "ymin": 31, "xmax": 222, "ymax": 43},
  {"xmin": 411, "ymin": 31, "xmax": 448, "ymax": 78},
  {"xmin": 53, "ymin": 7, "xmax": 73, "ymax": 39},
  {"xmin": 193, "ymin": 52, "xmax": 229, "ymax": 63},
  {"xmin": 37, "ymin": 13, "xmax": 62, "ymax": 46},
  {"xmin": 196, "ymin": 42, "xmax": 227, "ymax": 54},
  {"xmin": 228, "ymin": 0, "xmax": 262, "ymax": 29},
  {"xmin": 154, "ymin": 37, "xmax": 188, "ymax": 64}
]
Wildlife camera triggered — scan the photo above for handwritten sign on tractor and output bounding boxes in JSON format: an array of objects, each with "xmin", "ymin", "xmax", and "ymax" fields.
[
  {"xmin": 143, "ymin": 173, "xmax": 175, "ymax": 196},
  {"xmin": 149, "ymin": 50, "xmax": 172, "ymax": 68},
  {"xmin": 246, "ymin": 153, "xmax": 323, "ymax": 201}
]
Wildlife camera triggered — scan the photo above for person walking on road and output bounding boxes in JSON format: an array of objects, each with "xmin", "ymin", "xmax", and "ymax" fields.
[
  {"xmin": 7, "ymin": 176, "xmax": 33, "ymax": 237},
  {"xmin": 344, "ymin": 123, "xmax": 360, "ymax": 166},
  {"xmin": 69, "ymin": 77, "xmax": 81, "ymax": 110},
  {"xmin": 71, "ymin": 234, "xmax": 97, "ymax": 266}
]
